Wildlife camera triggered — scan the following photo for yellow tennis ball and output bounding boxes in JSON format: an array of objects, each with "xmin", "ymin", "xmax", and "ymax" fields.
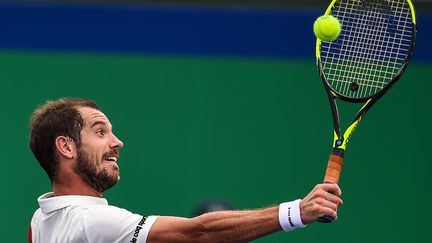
[{"xmin": 313, "ymin": 15, "xmax": 341, "ymax": 42}]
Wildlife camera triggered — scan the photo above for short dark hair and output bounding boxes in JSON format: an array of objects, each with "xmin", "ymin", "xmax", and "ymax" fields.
[{"xmin": 29, "ymin": 98, "xmax": 100, "ymax": 182}]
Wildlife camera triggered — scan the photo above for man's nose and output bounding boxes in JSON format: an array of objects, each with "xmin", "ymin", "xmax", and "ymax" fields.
[{"xmin": 110, "ymin": 134, "xmax": 124, "ymax": 149}]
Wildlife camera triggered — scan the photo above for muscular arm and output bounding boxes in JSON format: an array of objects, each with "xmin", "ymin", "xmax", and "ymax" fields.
[
  {"xmin": 147, "ymin": 184, "xmax": 342, "ymax": 243},
  {"xmin": 148, "ymin": 207, "xmax": 280, "ymax": 243}
]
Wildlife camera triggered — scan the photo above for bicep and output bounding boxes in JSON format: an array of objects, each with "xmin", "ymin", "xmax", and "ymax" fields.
[{"xmin": 147, "ymin": 216, "xmax": 206, "ymax": 243}]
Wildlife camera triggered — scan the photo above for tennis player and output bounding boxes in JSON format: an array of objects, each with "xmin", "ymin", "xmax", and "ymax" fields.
[{"xmin": 28, "ymin": 98, "xmax": 342, "ymax": 243}]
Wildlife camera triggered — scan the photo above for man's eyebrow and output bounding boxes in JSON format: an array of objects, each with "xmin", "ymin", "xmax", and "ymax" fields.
[{"xmin": 90, "ymin": 120, "xmax": 107, "ymax": 128}]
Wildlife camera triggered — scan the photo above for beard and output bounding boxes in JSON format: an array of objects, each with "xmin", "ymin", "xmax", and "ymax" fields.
[{"xmin": 74, "ymin": 148, "xmax": 119, "ymax": 193}]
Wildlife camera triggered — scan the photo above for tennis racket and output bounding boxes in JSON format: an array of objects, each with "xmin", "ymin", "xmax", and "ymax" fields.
[{"xmin": 316, "ymin": 0, "xmax": 417, "ymax": 223}]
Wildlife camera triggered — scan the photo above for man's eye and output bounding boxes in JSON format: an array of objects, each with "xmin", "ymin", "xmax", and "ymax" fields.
[{"xmin": 97, "ymin": 130, "xmax": 104, "ymax": 136}]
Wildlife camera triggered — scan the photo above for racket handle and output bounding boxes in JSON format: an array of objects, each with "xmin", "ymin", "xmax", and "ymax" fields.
[
  {"xmin": 323, "ymin": 150, "xmax": 344, "ymax": 184},
  {"xmin": 318, "ymin": 215, "xmax": 335, "ymax": 223},
  {"xmin": 318, "ymin": 149, "xmax": 344, "ymax": 223}
]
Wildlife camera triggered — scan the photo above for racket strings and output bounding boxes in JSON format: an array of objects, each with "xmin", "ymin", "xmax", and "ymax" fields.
[
  {"xmin": 342, "ymin": 0, "xmax": 399, "ymax": 95},
  {"xmin": 341, "ymin": 0, "xmax": 380, "ymax": 97},
  {"xmin": 355, "ymin": 1, "xmax": 393, "ymax": 97},
  {"xmin": 331, "ymin": 0, "xmax": 410, "ymax": 97},
  {"xmin": 320, "ymin": 0, "xmax": 414, "ymax": 99}
]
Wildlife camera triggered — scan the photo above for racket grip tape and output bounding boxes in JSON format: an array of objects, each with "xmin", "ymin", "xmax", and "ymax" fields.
[
  {"xmin": 324, "ymin": 150, "xmax": 344, "ymax": 184},
  {"xmin": 318, "ymin": 150, "xmax": 344, "ymax": 223}
]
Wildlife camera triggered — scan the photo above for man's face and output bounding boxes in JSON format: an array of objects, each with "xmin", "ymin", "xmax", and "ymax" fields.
[{"xmin": 74, "ymin": 107, "xmax": 124, "ymax": 193}]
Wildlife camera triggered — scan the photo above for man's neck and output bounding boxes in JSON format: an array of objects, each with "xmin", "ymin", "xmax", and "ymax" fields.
[{"xmin": 52, "ymin": 173, "xmax": 103, "ymax": 198}]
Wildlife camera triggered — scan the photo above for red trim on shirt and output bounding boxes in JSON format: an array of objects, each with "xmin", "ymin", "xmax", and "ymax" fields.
[{"xmin": 28, "ymin": 226, "xmax": 32, "ymax": 243}]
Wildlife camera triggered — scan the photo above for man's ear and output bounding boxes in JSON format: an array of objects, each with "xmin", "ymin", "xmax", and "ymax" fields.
[{"xmin": 55, "ymin": 136, "xmax": 76, "ymax": 159}]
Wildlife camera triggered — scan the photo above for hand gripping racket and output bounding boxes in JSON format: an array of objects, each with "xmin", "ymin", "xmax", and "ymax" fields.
[{"xmin": 316, "ymin": 0, "xmax": 417, "ymax": 223}]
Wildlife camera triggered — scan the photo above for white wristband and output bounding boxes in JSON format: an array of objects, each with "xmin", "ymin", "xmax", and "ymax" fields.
[{"xmin": 278, "ymin": 200, "xmax": 306, "ymax": 232}]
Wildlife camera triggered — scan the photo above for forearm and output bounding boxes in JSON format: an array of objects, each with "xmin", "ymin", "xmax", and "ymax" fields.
[
  {"xmin": 147, "ymin": 207, "xmax": 281, "ymax": 243},
  {"xmin": 147, "ymin": 184, "xmax": 343, "ymax": 243},
  {"xmin": 193, "ymin": 207, "xmax": 280, "ymax": 241}
]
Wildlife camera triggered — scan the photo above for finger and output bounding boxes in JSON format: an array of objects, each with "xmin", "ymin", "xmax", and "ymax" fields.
[
  {"xmin": 316, "ymin": 197, "xmax": 340, "ymax": 212},
  {"xmin": 311, "ymin": 185, "xmax": 343, "ymax": 205},
  {"xmin": 318, "ymin": 206, "xmax": 338, "ymax": 220},
  {"xmin": 320, "ymin": 183, "xmax": 342, "ymax": 196},
  {"xmin": 325, "ymin": 192, "xmax": 344, "ymax": 206}
]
